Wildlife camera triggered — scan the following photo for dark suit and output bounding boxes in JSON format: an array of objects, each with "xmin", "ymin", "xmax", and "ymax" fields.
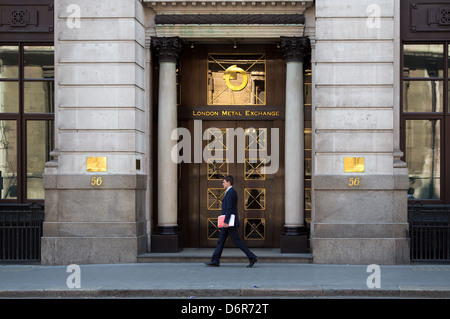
[
  {"xmin": 210, "ymin": 186, "xmax": 257, "ymax": 264},
  {"xmin": 222, "ymin": 186, "xmax": 240, "ymax": 227}
]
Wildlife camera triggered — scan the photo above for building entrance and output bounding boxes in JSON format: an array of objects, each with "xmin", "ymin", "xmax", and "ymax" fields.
[
  {"xmin": 174, "ymin": 43, "xmax": 290, "ymax": 248},
  {"xmin": 179, "ymin": 120, "xmax": 285, "ymax": 248},
  {"xmin": 151, "ymin": 40, "xmax": 311, "ymax": 251}
]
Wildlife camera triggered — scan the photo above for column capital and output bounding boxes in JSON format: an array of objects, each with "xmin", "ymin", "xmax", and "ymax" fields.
[
  {"xmin": 151, "ymin": 36, "xmax": 182, "ymax": 63},
  {"xmin": 280, "ymin": 36, "xmax": 310, "ymax": 63}
]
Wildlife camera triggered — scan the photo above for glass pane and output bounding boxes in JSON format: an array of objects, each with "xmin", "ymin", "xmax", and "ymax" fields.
[
  {"xmin": 403, "ymin": 44, "xmax": 444, "ymax": 78},
  {"xmin": 24, "ymin": 46, "xmax": 54, "ymax": 79},
  {"xmin": 207, "ymin": 158, "xmax": 229, "ymax": 180},
  {"xmin": 0, "ymin": 81, "xmax": 19, "ymax": 113},
  {"xmin": 24, "ymin": 81, "xmax": 54, "ymax": 113},
  {"xmin": 403, "ymin": 81, "xmax": 443, "ymax": 112},
  {"xmin": 245, "ymin": 158, "xmax": 265, "ymax": 180},
  {"xmin": 27, "ymin": 120, "xmax": 54, "ymax": 199},
  {"xmin": 244, "ymin": 188, "xmax": 265, "ymax": 210},
  {"xmin": 208, "ymin": 54, "xmax": 265, "ymax": 105},
  {"xmin": 245, "ymin": 128, "xmax": 266, "ymax": 151},
  {"xmin": 244, "ymin": 218, "xmax": 265, "ymax": 240},
  {"xmin": 207, "ymin": 188, "xmax": 226, "ymax": 210},
  {"xmin": 305, "ymin": 128, "xmax": 312, "ymax": 150},
  {"xmin": 304, "ymin": 83, "xmax": 312, "ymax": 105},
  {"xmin": 0, "ymin": 120, "xmax": 17, "ymax": 199},
  {"xmin": 406, "ymin": 120, "xmax": 440, "ymax": 200},
  {"xmin": 206, "ymin": 128, "xmax": 228, "ymax": 151},
  {"xmin": 305, "ymin": 189, "xmax": 311, "ymax": 210},
  {"xmin": 0, "ymin": 46, "xmax": 19, "ymax": 79},
  {"xmin": 207, "ymin": 218, "xmax": 220, "ymax": 239},
  {"xmin": 305, "ymin": 158, "xmax": 311, "ymax": 176}
]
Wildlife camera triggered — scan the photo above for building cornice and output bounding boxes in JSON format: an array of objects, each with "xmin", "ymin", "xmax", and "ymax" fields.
[
  {"xmin": 144, "ymin": 0, "xmax": 313, "ymax": 40},
  {"xmin": 154, "ymin": 24, "xmax": 305, "ymax": 39},
  {"xmin": 155, "ymin": 13, "xmax": 305, "ymax": 24},
  {"xmin": 143, "ymin": 0, "xmax": 313, "ymax": 15}
]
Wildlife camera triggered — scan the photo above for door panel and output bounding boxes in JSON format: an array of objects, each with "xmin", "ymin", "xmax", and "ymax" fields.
[
  {"xmin": 177, "ymin": 43, "xmax": 286, "ymax": 248},
  {"xmin": 180, "ymin": 120, "xmax": 284, "ymax": 248}
]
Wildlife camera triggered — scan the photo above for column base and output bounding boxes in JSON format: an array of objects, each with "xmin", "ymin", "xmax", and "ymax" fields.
[
  {"xmin": 280, "ymin": 226, "xmax": 308, "ymax": 253},
  {"xmin": 151, "ymin": 226, "xmax": 183, "ymax": 252}
]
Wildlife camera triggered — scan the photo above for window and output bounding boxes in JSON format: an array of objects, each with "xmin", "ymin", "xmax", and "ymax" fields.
[
  {"xmin": 401, "ymin": 43, "xmax": 449, "ymax": 202},
  {"xmin": 207, "ymin": 54, "xmax": 266, "ymax": 105},
  {"xmin": 0, "ymin": 44, "xmax": 54, "ymax": 202}
]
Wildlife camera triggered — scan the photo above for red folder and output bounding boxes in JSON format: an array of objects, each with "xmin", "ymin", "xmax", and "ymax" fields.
[{"xmin": 218, "ymin": 214, "xmax": 235, "ymax": 228}]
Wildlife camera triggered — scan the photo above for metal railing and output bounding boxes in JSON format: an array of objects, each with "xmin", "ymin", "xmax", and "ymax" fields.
[
  {"xmin": 0, "ymin": 203, "xmax": 44, "ymax": 262},
  {"xmin": 408, "ymin": 203, "xmax": 450, "ymax": 262}
]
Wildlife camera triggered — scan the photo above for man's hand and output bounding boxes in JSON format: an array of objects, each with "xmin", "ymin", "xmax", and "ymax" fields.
[{"xmin": 223, "ymin": 223, "xmax": 229, "ymax": 228}]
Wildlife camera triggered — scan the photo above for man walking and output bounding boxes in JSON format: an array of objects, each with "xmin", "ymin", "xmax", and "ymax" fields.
[{"xmin": 205, "ymin": 175, "xmax": 258, "ymax": 267}]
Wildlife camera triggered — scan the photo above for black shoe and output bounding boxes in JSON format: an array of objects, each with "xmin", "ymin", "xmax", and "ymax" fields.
[
  {"xmin": 247, "ymin": 258, "xmax": 258, "ymax": 268},
  {"xmin": 204, "ymin": 262, "xmax": 220, "ymax": 267}
]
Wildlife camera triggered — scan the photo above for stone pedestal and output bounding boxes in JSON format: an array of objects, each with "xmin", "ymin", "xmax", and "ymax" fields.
[
  {"xmin": 280, "ymin": 227, "xmax": 308, "ymax": 253},
  {"xmin": 41, "ymin": 174, "xmax": 147, "ymax": 265},
  {"xmin": 151, "ymin": 226, "xmax": 183, "ymax": 253}
]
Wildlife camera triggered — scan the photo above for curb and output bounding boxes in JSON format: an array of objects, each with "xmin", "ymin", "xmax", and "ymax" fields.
[{"xmin": 1, "ymin": 287, "xmax": 450, "ymax": 298}]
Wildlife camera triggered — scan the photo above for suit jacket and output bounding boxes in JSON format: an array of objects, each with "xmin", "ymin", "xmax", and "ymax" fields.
[{"xmin": 222, "ymin": 186, "xmax": 240, "ymax": 227}]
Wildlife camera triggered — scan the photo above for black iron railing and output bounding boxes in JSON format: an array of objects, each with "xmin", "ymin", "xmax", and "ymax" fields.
[
  {"xmin": 0, "ymin": 203, "xmax": 45, "ymax": 262},
  {"xmin": 408, "ymin": 203, "xmax": 450, "ymax": 262}
]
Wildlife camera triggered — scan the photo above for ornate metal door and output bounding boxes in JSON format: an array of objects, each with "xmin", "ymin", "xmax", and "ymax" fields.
[
  {"xmin": 176, "ymin": 43, "xmax": 287, "ymax": 248},
  {"xmin": 182, "ymin": 120, "xmax": 285, "ymax": 248}
]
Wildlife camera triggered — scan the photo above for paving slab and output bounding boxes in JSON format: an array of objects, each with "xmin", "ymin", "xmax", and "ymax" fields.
[{"xmin": 0, "ymin": 261, "xmax": 450, "ymax": 298}]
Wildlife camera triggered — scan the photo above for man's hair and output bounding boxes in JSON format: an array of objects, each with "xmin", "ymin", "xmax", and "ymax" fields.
[{"xmin": 223, "ymin": 175, "xmax": 234, "ymax": 185}]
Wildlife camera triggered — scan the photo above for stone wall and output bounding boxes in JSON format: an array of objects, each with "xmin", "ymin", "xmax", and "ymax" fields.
[
  {"xmin": 311, "ymin": 0, "xmax": 410, "ymax": 264},
  {"xmin": 41, "ymin": 0, "xmax": 148, "ymax": 264},
  {"xmin": 39, "ymin": 0, "xmax": 410, "ymax": 264}
]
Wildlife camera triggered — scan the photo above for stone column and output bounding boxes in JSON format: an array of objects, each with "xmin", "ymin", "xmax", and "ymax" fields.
[
  {"xmin": 280, "ymin": 36, "xmax": 310, "ymax": 253},
  {"xmin": 150, "ymin": 37, "xmax": 183, "ymax": 252}
]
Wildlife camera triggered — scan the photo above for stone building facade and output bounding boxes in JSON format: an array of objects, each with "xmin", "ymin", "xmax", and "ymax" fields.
[{"xmin": 6, "ymin": 0, "xmax": 442, "ymax": 265}]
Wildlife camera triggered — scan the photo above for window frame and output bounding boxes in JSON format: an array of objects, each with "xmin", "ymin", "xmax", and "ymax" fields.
[
  {"xmin": 401, "ymin": 41, "xmax": 450, "ymax": 204},
  {"xmin": 0, "ymin": 42, "xmax": 54, "ymax": 203}
]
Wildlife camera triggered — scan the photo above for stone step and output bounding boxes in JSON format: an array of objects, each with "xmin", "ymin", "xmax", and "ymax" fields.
[{"xmin": 137, "ymin": 248, "xmax": 313, "ymax": 263}]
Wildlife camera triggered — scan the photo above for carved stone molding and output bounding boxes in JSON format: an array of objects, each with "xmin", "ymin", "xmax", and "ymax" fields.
[
  {"xmin": 155, "ymin": 14, "xmax": 305, "ymax": 25},
  {"xmin": 154, "ymin": 24, "xmax": 305, "ymax": 39},
  {"xmin": 144, "ymin": 0, "xmax": 313, "ymax": 15},
  {"xmin": 148, "ymin": 1, "xmax": 310, "ymax": 39},
  {"xmin": 151, "ymin": 36, "xmax": 183, "ymax": 63},
  {"xmin": 280, "ymin": 36, "xmax": 310, "ymax": 63}
]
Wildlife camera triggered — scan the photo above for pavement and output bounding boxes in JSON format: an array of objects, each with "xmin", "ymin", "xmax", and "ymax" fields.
[{"xmin": 1, "ymin": 249, "xmax": 450, "ymax": 299}]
